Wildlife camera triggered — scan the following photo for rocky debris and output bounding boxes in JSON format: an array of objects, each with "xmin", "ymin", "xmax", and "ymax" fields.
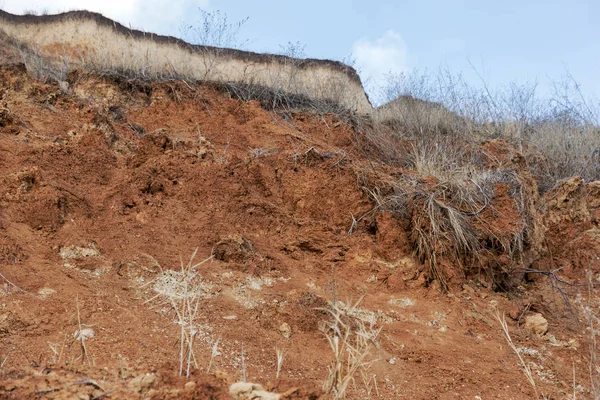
[
  {"xmin": 58, "ymin": 243, "xmax": 111, "ymax": 275},
  {"xmin": 587, "ymin": 181, "xmax": 600, "ymax": 224},
  {"xmin": 279, "ymin": 322, "xmax": 291, "ymax": 339},
  {"xmin": 524, "ymin": 313, "xmax": 548, "ymax": 336},
  {"xmin": 60, "ymin": 244, "xmax": 101, "ymax": 261},
  {"xmin": 127, "ymin": 373, "xmax": 156, "ymax": 394},
  {"xmin": 388, "ymin": 298, "xmax": 416, "ymax": 308},
  {"xmin": 542, "ymin": 177, "xmax": 592, "ymax": 235},
  {"xmin": 37, "ymin": 287, "xmax": 56, "ymax": 299},
  {"xmin": 0, "ymin": 99, "xmax": 19, "ymax": 134},
  {"xmin": 213, "ymin": 235, "xmax": 256, "ymax": 263},
  {"xmin": 229, "ymin": 382, "xmax": 281, "ymax": 400}
]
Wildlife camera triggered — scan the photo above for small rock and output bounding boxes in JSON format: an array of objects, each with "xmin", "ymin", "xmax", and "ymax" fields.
[
  {"xmin": 128, "ymin": 373, "xmax": 156, "ymax": 394},
  {"xmin": 212, "ymin": 235, "xmax": 255, "ymax": 263},
  {"xmin": 38, "ymin": 288, "xmax": 56, "ymax": 299},
  {"xmin": 438, "ymin": 325, "xmax": 449, "ymax": 333},
  {"xmin": 229, "ymin": 382, "xmax": 282, "ymax": 400},
  {"xmin": 524, "ymin": 313, "xmax": 548, "ymax": 336},
  {"xmin": 279, "ymin": 322, "xmax": 291, "ymax": 339},
  {"xmin": 388, "ymin": 357, "xmax": 397, "ymax": 365},
  {"xmin": 184, "ymin": 381, "xmax": 196, "ymax": 390},
  {"xmin": 59, "ymin": 80, "xmax": 69, "ymax": 93},
  {"xmin": 388, "ymin": 298, "xmax": 416, "ymax": 308},
  {"xmin": 507, "ymin": 304, "xmax": 521, "ymax": 320},
  {"xmin": 229, "ymin": 382, "xmax": 265, "ymax": 398},
  {"xmin": 462, "ymin": 284, "xmax": 475, "ymax": 294},
  {"xmin": 73, "ymin": 328, "xmax": 95, "ymax": 341}
]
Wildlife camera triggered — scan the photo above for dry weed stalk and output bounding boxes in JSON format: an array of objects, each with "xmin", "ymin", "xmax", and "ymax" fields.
[
  {"xmin": 118, "ymin": 354, "xmax": 127, "ymax": 380},
  {"xmin": 0, "ymin": 353, "xmax": 9, "ymax": 370},
  {"xmin": 0, "ymin": 272, "xmax": 30, "ymax": 295},
  {"xmin": 275, "ymin": 347, "xmax": 284, "ymax": 379},
  {"xmin": 321, "ymin": 298, "xmax": 381, "ymax": 399},
  {"xmin": 48, "ymin": 334, "xmax": 68, "ymax": 365},
  {"xmin": 207, "ymin": 337, "xmax": 221, "ymax": 373},
  {"xmin": 359, "ymin": 365, "xmax": 379, "ymax": 399},
  {"xmin": 149, "ymin": 249, "xmax": 213, "ymax": 377},
  {"xmin": 170, "ymin": 250, "xmax": 212, "ymax": 378},
  {"xmin": 494, "ymin": 310, "xmax": 539, "ymax": 399},
  {"xmin": 72, "ymin": 296, "xmax": 94, "ymax": 366},
  {"xmin": 242, "ymin": 345, "xmax": 248, "ymax": 382}
]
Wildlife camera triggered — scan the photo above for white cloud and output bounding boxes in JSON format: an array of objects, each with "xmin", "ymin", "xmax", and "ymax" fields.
[
  {"xmin": 352, "ymin": 30, "xmax": 410, "ymax": 86},
  {"xmin": 1, "ymin": 0, "xmax": 210, "ymax": 36}
]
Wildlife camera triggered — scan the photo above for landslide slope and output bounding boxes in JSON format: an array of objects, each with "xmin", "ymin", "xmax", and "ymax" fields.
[{"xmin": 0, "ymin": 63, "xmax": 599, "ymax": 399}]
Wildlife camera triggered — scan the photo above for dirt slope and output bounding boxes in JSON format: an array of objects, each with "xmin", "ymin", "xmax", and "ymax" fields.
[{"xmin": 0, "ymin": 65, "xmax": 599, "ymax": 399}]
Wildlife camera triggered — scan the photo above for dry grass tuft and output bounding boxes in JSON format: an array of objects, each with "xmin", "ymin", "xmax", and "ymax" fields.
[
  {"xmin": 366, "ymin": 165, "xmax": 532, "ymax": 291},
  {"xmin": 145, "ymin": 249, "xmax": 213, "ymax": 378},
  {"xmin": 374, "ymin": 68, "xmax": 600, "ymax": 193},
  {"xmin": 72, "ymin": 296, "xmax": 95, "ymax": 366},
  {"xmin": 275, "ymin": 347, "xmax": 284, "ymax": 380},
  {"xmin": 320, "ymin": 298, "xmax": 381, "ymax": 399},
  {"xmin": 494, "ymin": 310, "xmax": 540, "ymax": 398}
]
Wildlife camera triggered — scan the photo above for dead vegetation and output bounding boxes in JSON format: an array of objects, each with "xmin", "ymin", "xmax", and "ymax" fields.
[
  {"xmin": 2, "ymin": 10, "xmax": 600, "ymax": 399},
  {"xmin": 320, "ymin": 298, "xmax": 381, "ymax": 399},
  {"xmin": 356, "ymin": 67, "xmax": 599, "ymax": 292},
  {"xmin": 0, "ymin": 8, "xmax": 597, "ymax": 301},
  {"xmin": 142, "ymin": 249, "xmax": 214, "ymax": 378}
]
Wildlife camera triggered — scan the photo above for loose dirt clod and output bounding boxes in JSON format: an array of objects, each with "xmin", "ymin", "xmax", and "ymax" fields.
[
  {"xmin": 524, "ymin": 313, "xmax": 549, "ymax": 336},
  {"xmin": 212, "ymin": 235, "xmax": 256, "ymax": 263}
]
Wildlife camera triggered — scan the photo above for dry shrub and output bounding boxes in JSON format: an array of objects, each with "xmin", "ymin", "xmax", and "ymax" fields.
[
  {"xmin": 320, "ymin": 298, "xmax": 381, "ymax": 399},
  {"xmin": 143, "ymin": 249, "xmax": 214, "ymax": 378},
  {"xmin": 526, "ymin": 121, "xmax": 600, "ymax": 192},
  {"xmin": 367, "ymin": 162, "xmax": 534, "ymax": 291},
  {"xmin": 357, "ymin": 68, "xmax": 598, "ymax": 290},
  {"xmin": 375, "ymin": 69, "xmax": 600, "ymax": 193}
]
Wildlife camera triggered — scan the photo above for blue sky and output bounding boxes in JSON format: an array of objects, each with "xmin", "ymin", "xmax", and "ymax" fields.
[{"xmin": 2, "ymin": 0, "xmax": 599, "ymax": 103}]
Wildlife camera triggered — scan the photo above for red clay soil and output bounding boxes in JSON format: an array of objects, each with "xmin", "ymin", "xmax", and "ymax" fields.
[{"xmin": 0, "ymin": 65, "xmax": 599, "ymax": 399}]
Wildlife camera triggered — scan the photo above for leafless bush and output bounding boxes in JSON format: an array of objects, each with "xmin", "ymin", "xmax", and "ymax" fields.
[
  {"xmin": 19, "ymin": 45, "xmax": 71, "ymax": 85},
  {"xmin": 181, "ymin": 9, "xmax": 248, "ymax": 81},
  {"xmin": 145, "ymin": 249, "xmax": 214, "ymax": 378},
  {"xmin": 366, "ymin": 164, "xmax": 532, "ymax": 291},
  {"xmin": 182, "ymin": 9, "xmax": 249, "ymax": 49},
  {"xmin": 375, "ymin": 68, "xmax": 600, "ymax": 192}
]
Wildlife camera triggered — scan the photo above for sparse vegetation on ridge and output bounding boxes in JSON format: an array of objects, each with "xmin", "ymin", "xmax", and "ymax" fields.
[
  {"xmin": 2, "ymin": 9, "xmax": 600, "ymax": 400},
  {"xmin": 0, "ymin": 9, "xmax": 372, "ymax": 114}
]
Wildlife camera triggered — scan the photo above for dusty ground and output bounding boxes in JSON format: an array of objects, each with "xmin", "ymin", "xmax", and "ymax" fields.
[{"xmin": 0, "ymin": 64, "xmax": 599, "ymax": 399}]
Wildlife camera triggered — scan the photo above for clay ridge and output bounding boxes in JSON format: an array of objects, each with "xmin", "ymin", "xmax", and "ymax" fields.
[{"xmin": 0, "ymin": 9, "xmax": 363, "ymax": 86}]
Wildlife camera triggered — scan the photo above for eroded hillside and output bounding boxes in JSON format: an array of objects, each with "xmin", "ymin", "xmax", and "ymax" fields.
[{"xmin": 0, "ymin": 54, "xmax": 600, "ymax": 400}]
